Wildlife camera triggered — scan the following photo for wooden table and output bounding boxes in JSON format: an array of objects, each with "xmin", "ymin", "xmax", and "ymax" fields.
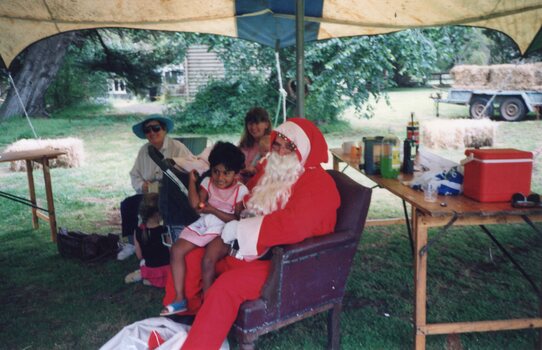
[
  {"xmin": 330, "ymin": 148, "xmax": 542, "ymax": 349},
  {"xmin": 330, "ymin": 148, "xmax": 407, "ymax": 227},
  {"xmin": 0, "ymin": 149, "xmax": 66, "ymax": 242}
]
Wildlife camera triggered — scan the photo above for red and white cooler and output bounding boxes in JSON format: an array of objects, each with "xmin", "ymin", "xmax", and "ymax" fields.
[{"xmin": 463, "ymin": 148, "xmax": 533, "ymax": 202}]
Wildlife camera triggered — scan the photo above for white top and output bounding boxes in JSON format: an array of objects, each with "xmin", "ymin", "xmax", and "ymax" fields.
[
  {"xmin": 129, "ymin": 136, "xmax": 192, "ymax": 193},
  {"xmin": 186, "ymin": 177, "xmax": 249, "ymax": 236},
  {"xmin": 201, "ymin": 177, "xmax": 249, "ymax": 214}
]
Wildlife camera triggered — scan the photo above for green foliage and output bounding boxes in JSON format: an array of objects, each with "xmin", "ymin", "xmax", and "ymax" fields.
[
  {"xmin": 198, "ymin": 26, "xmax": 523, "ymax": 124},
  {"xmin": 27, "ymin": 26, "xmax": 528, "ymax": 124},
  {"xmin": 82, "ymin": 29, "xmax": 196, "ymax": 97},
  {"xmin": 166, "ymin": 76, "xmax": 276, "ymax": 133},
  {"xmin": 45, "ymin": 28, "xmax": 197, "ymax": 109},
  {"xmin": 46, "ymin": 45, "xmax": 109, "ymax": 110},
  {"xmin": 482, "ymin": 29, "xmax": 523, "ymax": 63}
]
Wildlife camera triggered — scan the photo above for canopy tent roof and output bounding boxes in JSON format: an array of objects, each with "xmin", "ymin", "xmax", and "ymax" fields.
[{"xmin": 1, "ymin": 0, "xmax": 542, "ymax": 68}]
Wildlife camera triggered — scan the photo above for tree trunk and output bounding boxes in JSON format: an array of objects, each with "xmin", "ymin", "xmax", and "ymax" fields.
[{"xmin": 0, "ymin": 32, "xmax": 79, "ymax": 121}]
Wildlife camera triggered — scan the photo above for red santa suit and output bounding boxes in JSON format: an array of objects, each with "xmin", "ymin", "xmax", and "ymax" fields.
[{"xmin": 162, "ymin": 118, "xmax": 340, "ymax": 350}]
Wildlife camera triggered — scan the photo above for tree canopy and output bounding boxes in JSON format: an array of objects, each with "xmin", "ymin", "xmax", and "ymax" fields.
[
  {"xmin": 0, "ymin": 29, "xmax": 194, "ymax": 120},
  {"xmin": 0, "ymin": 25, "xmax": 524, "ymax": 124},
  {"xmin": 191, "ymin": 26, "xmax": 520, "ymax": 125}
]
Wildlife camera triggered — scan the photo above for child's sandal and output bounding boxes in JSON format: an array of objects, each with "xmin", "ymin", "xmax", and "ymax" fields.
[{"xmin": 160, "ymin": 300, "xmax": 187, "ymax": 316}]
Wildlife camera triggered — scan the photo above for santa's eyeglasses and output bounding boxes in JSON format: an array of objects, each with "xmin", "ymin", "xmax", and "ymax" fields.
[{"xmin": 272, "ymin": 133, "xmax": 297, "ymax": 153}]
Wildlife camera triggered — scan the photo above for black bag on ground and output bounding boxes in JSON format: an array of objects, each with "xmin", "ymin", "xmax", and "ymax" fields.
[{"xmin": 57, "ymin": 227, "xmax": 119, "ymax": 262}]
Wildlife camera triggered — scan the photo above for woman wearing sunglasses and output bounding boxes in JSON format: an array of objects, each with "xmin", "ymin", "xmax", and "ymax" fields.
[{"xmin": 119, "ymin": 115, "xmax": 194, "ymax": 260}]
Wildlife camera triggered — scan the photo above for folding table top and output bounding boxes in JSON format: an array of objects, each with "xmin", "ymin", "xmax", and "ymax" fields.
[
  {"xmin": 329, "ymin": 147, "xmax": 542, "ymax": 218},
  {"xmin": 0, "ymin": 148, "xmax": 66, "ymax": 163}
]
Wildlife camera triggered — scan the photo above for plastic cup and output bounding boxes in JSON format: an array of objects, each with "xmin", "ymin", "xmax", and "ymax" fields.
[
  {"xmin": 342, "ymin": 141, "xmax": 355, "ymax": 154},
  {"xmin": 423, "ymin": 182, "xmax": 438, "ymax": 202}
]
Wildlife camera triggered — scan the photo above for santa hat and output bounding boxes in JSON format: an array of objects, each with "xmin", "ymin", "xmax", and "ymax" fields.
[{"xmin": 271, "ymin": 118, "xmax": 328, "ymax": 168}]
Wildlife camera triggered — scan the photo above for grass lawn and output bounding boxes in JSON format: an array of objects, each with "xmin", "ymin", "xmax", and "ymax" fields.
[{"xmin": 1, "ymin": 88, "xmax": 541, "ymax": 349}]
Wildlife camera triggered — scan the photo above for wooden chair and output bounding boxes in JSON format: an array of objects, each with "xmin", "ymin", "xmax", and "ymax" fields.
[{"xmin": 233, "ymin": 170, "xmax": 372, "ymax": 349}]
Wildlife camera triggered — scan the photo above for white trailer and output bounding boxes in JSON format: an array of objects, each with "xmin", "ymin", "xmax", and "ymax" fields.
[{"xmin": 432, "ymin": 88, "xmax": 542, "ymax": 122}]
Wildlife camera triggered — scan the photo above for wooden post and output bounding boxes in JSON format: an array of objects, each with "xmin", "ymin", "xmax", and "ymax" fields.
[
  {"xmin": 41, "ymin": 157, "xmax": 57, "ymax": 242},
  {"xmin": 332, "ymin": 153, "xmax": 339, "ymax": 171},
  {"xmin": 25, "ymin": 159, "xmax": 39, "ymax": 229},
  {"xmin": 414, "ymin": 213, "xmax": 428, "ymax": 350},
  {"xmin": 295, "ymin": 0, "xmax": 305, "ymax": 118}
]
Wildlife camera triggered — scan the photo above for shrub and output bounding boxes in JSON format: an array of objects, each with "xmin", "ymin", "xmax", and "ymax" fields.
[{"xmin": 166, "ymin": 76, "xmax": 276, "ymax": 133}]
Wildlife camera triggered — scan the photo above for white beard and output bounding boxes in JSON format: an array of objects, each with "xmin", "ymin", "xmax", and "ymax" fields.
[{"xmin": 244, "ymin": 152, "xmax": 304, "ymax": 216}]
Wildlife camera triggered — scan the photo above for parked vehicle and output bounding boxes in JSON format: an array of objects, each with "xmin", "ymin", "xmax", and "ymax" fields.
[
  {"xmin": 432, "ymin": 88, "xmax": 542, "ymax": 121},
  {"xmin": 430, "ymin": 64, "xmax": 542, "ymax": 122}
]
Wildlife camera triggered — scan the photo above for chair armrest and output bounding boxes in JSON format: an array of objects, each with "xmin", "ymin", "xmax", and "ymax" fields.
[
  {"xmin": 279, "ymin": 229, "xmax": 356, "ymax": 260},
  {"xmin": 260, "ymin": 230, "xmax": 357, "ymax": 307}
]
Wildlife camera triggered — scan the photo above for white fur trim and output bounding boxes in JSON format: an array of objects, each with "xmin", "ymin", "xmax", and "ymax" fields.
[
  {"xmin": 237, "ymin": 216, "xmax": 264, "ymax": 258},
  {"xmin": 275, "ymin": 121, "xmax": 311, "ymax": 165}
]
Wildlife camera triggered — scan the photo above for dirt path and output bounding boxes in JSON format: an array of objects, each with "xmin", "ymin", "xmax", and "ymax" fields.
[{"xmin": 110, "ymin": 100, "xmax": 165, "ymax": 114}]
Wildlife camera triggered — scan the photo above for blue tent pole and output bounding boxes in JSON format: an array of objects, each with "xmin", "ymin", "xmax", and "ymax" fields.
[{"xmin": 295, "ymin": 0, "xmax": 305, "ymax": 118}]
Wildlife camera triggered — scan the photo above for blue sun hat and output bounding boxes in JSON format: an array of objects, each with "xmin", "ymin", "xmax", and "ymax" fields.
[{"xmin": 132, "ymin": 114, "xmax": 174, "ymax": 139}]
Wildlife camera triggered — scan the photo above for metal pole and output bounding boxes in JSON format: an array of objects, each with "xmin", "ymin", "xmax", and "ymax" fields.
[{"xmin": 295, "ymin": 0, "xmax": 305, "ymax": 118}]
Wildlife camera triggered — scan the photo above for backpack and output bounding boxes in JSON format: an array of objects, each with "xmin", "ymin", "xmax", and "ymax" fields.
[{"xmin": 57, "ymin": 227, "xmax": 119, "ymax": 262}]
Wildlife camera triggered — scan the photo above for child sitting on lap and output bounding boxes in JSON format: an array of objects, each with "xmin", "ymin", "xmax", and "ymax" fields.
[{"xmin": 161, "ymin": 141, "xmax": 248, "ymax": 316}]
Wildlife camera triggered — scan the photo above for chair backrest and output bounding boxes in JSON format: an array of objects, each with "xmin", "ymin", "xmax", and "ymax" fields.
[
  {"xmin": 327, "ymin": 169, "xmax": 372, "ymax": 239},
  {"xmin": 263, "ymin": 170, "xmax": 371, "ymax": 314},
  {"xmin": 174, "ymin": 136, "xmax": 207, "ymax": 155}
]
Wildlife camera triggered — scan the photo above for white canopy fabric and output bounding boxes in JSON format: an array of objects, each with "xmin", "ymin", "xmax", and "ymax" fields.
[{"xmin": 1, "ymin": 0, "xmax": 541, "ymax": 68}]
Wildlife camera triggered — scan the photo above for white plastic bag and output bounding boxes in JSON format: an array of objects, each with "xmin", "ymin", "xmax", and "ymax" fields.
[
  {"xmin": 408, "ymin": 148, "xmax": 463, "ymax": 195},
  {"xmin": 100, "ymin": 317, "xmax": 229, "ymax": 350}
]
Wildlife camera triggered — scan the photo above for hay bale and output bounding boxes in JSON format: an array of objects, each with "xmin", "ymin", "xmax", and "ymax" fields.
[
  {"xmin": 532, "ymin": 62, "xmax": 542, "ymax": 90},
  {"xmin": 451, "ymin": 63, "xmax": 542, "ymax": 90},
  {"xmin": 422, "ymin": 119, "xmax": 497, "ymax": 149},
  {"xmin": 488, "ymin": 64, "xmax": 536, "ymax": 90},
  {"xmin": 4, "ymin": 137, "xmax": 85, "ymax": 171},
  {"xmin": 450, "ymin": 65, "xmax": 490, "ymax": 87}
]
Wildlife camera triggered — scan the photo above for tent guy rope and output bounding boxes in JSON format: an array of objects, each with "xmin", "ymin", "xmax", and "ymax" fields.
[{"xmin": 7, "ymin": 72, "xmax": 38, "ymax": 139}]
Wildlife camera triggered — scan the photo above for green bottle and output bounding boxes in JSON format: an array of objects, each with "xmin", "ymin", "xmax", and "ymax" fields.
[{"xmin": 381, "ymin": 133, "xmax": 400, "ymax": 179}]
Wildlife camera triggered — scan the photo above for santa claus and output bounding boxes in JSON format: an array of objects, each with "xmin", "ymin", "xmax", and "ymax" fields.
[{"xmin": 162, "ymin": 118, "xmax": 340, "ymax": 350}]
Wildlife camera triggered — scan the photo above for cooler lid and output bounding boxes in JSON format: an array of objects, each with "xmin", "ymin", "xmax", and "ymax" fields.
[{"xmin": 464, "ymin": 148, "xmax": 533, "ymax": 160}]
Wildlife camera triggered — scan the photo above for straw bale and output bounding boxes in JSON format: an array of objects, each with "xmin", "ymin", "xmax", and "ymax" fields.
[
  {"xmin": 532, "ymin": 62, "xmax": 542, "ymax": 86},
  {"xmin": 451, "ymin": 84, "xmax": 488, "ymax": 90},
  {"xmin": 488, "ymin": 64, "xmax": 536, "ymax": 90},
  {"xmin": 422, "ymin": 119, "xmax": 497, "ymax": 149},
  {"xmin": 4, "ymin": 137, "xmax": 85, "ymax": 171},
  {"xmin": 450, "ymin": 65, "xmax": 490, "ymax": 87},
  {"xmin": 451, "ymin": 63, "xmax": 542, "ymax": 91}
]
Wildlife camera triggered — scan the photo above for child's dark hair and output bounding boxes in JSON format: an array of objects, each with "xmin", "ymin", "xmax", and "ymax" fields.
[
  {"xmin": 138, "ymin": 193, "xmax": 160, "ymax": 243},
  {"xmin": 208, "ymin": 141, "xmax": 245, "ymax": 173}
]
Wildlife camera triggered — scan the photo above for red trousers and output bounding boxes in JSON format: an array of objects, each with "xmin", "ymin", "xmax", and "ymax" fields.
[{"xmin": 162, "ymin": 248, "xmax": 271, "ymax": 350}]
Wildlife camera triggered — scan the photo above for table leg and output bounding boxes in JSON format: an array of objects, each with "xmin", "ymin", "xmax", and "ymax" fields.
[
  {"xmin": 332, "ymin": 154, "xmax": 339, "ymax": 171},
  {"xmin": 414, "ymin": 214, "xmax": 428, "ymax": 350},
  {"xmin": 25, "ymin": 159, "xmax": 39, "ymax": 229},
  {"xmin": 402, "ymin": 199, "xmax": 413, "ymax": 256},
  {"xmin": 411, "ymin": 206, "xmax": 417, "ymax": 248},
  {"xmin": 42, "ymin": 158, "xmax": 57, "ymax": 242}
]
